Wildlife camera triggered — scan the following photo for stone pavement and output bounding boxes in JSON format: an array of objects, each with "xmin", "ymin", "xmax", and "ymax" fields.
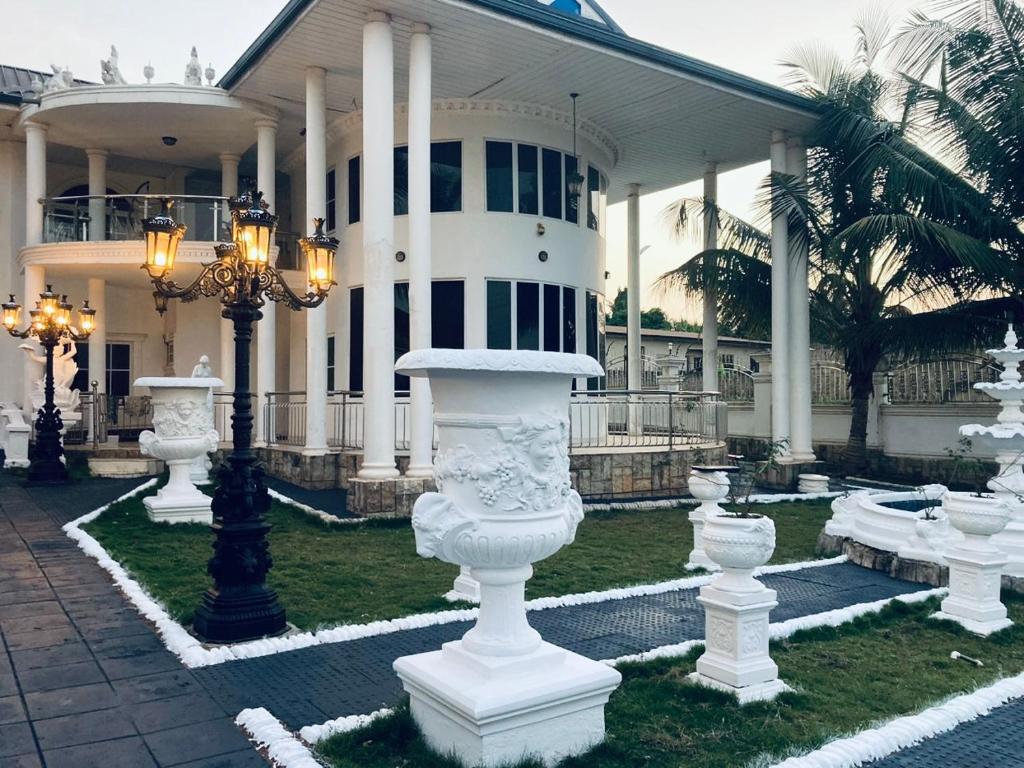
[{"xmin": 0, "ymin": 473, "xmax": 265, "ymax": 767}]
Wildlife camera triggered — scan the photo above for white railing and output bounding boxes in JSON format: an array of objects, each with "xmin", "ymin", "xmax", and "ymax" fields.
[
  {"xmin": 719, "ymin": 368, "xmax": 755, "ymax": 403},
  {"xmin": 604, "ymin": 355, "xmax": 660, "ymax": 390},
  {"xmin": 887, "ymin": 357, "xmax": 1001, "ymax": 404},
  {"xmin": 811, "ymin": 363, "xmax": 851, "ymax": 404}
]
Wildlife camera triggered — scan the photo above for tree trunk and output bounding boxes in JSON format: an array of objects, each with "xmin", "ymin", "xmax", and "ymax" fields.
[{"xmin": 845, "ymin": 394, "xmax": 870, "ymax": 473}]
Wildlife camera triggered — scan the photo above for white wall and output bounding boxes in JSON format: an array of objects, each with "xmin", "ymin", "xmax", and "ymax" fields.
[{"xmin": 0, "ymin": 140, "xmax": 26, "ymax": 404}]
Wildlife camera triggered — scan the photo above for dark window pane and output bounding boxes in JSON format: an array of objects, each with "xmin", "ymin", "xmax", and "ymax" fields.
[
  {"xmin": 587, "ymin": 165, "xmax": 600, "ymax": 231},
  {"xmin": 326, "ymin": 169, "xmax": 337, "ymax": 231},
  {"xmin": 432, "ymin": 281, "xmax": 465, "ymax": 349},
  {"xmin": 395, "ymin": 283, "xmax": 410, "ymax": 391},
  {"xmin": 394, "ymin": 146, "xmax": 409, "ymax": 216},
  {"xmin": 108, "ymin": 370, "xmax": 130, "ymax": 399},
  {"xmin": 107, "ymin": 343, "xmax": 129, "ymax": 370},
  {"xmin": 517, "ymin": 282, "xmax": 540, "ymax": 351},
  {"xmin": 542, "ymin": 148, "xmax": 562, "ymax": 219},
  {"xmin": 543, "ymin": 283, "xmax": 560, "ymax": 352},
  {"xmin": 485, "ymin": 141, "xmax": 514, "ymax": 212},
  {"xmin": 431, "ymin": 141, "xmax": 462, "ymax": 213},
  {"xmin": 349, "ymin": 288, "xmax": 364, "ymax": 390},
  {"xmin": 72, "ymin": 344, "xmax": 89, "ymax": 393},
  {"xmin": 586, "ymin": 292, "xmax": 599, "ymax": 391},
  {"xmin": 563, "ymin": 286, "xmax": 577, "ymax": 353},
  {"xmin": 517, "ymin": 144, "xmax": 539, "ymax": 215},
  {"xmin": 487, "ymin": 281, "xmax": 512, "ymax": 350},
  {"xmin": 326, "ymin": 336, "xmax": 335, "ymax": 391},
  {"xmin": 564, "ymin": 155, "xmax": 579, "ymax": 224},
  {"xmin": 348, "ymin": 156, "xmax": 361, "ymax": 224}
]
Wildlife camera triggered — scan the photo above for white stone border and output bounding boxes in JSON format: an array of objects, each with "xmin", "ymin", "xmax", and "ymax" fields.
[
  {"xmin": 236, "ymin": 708, "xmax": 323, "ymax": 768},
  {"xmin": 267, "ymin": 488, "xmax": 366, "ymax": 526},
  {"xmin": 583, "ymin": 489, "xmax": 871, "ymax": 514},
  {"xmin": 62, "ymin": 481, "xmax": 852, "ymax": 668}
]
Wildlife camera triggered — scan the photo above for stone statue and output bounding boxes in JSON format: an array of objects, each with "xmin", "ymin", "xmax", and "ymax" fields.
[
  {"xmin": 19, "ymin": 342, "xmax": 80, "ymax": 413},
  {"xmin": 100, "ymin": 45, "xmax": 127, "ymax": 85},
  {"xmin": 43, "ymin": 65, "xmax": 73, "ymax": 93},
  {"xmin": 204, "ymin": 63, "xmax": 216, "ymax": 86},
  {"xmin": 184, "ymin": 47, "xmax": 202, "ymax": 86},
  {"xmin": 189, "ymin": 355, "xmax": 217, "ymax": 485},
  {"xmin": 191, "ymin": 355, "xmax": 213, "ymax": 378},
  {"xmin": 143, "ymin": 62, "xmax": 155, "ymax": 84}
]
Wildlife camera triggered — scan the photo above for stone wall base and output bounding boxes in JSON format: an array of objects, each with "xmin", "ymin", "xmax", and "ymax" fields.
[
  {"xmin": 817, "ymin": 531, "xmax": 1024, "ymax": 593},
  {"xmin": 253, "ymin": 449, "xmax": 359, "ymax": 491},
  {"xmin": 348, "ymin": 476, "xmax": 436, "ymax": 518},
  {"xmin": 570, "ymin": 443, "xmax": 727, "ymax": 500}
]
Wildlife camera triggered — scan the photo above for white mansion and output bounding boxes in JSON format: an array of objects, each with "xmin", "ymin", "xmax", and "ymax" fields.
[{"xmin": 0, "ymin": 0, "xmax": 820, "ymax": 510}]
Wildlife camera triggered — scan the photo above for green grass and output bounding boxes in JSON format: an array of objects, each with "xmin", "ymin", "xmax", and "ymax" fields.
[
  {"xmin": 82, "ymin": 491, "xmax": 834, "ymax": 631},
  {"xmin": 317, "ymin": 596, "xmax": 1024, "ymax": 768}
]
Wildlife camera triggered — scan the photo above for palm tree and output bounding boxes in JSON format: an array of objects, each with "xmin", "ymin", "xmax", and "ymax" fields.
[{"xmin": 658, "ymin": 12, "xmax": 1020, "ymax": 471}]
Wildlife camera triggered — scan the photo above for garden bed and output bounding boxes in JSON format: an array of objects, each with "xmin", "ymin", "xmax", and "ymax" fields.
[
  {"xmin": 81, "ymin": 489, "xmax": 835, "ymax": 631},
  {"xmin": 317, "ymin": 596, "xmax": 1024, "ymax": 768}
]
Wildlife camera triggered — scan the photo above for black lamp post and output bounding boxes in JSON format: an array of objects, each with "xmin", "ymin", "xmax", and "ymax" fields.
[
  {"xmin": 143, "ymin": 194, "xmax": 337, "ymax": 643},
  {"xmin": 3, "ymin": 287, "xmax": 96, "ymax": 485}
]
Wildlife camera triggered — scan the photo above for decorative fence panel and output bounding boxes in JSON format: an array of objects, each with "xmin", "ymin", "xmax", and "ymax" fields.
[{"xmin": 887, "ymin": 357, "xmax": 1001, "ymax": 404}]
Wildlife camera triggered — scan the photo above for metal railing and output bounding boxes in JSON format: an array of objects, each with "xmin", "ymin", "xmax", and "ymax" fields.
[
  {"xmin": 604, "ymin": 355, "xmax": 660, "ymax": 390},
  {"xmin": 264, "ymin": 389, "xmax": 725, "ymax": 452},
  {"xmin": 811, "ymin": 363, "xmax": 851, "ymax": 404},
  {"xmin": 887, "ymin": 356, "xmax": 1001, "ymax": 404},
  {"xmin": 60, "ymin": 391, "xmax": 153, "ymax": 445},
  {"xmin": 719, "ymin": 367, "xmax": 755, "ymax": 403}
]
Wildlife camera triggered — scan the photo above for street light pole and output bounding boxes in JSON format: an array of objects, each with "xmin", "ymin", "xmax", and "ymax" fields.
[{"xmin": 143, "ymin": 195, "xmax": 336, "ymax": 643}]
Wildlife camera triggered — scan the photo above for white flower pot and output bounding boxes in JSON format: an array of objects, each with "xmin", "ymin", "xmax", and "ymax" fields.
[
  {"xmin": 392, "ymin": 350, "xmax": 621, "ymax": 768},
  {"xmin": 943, "ymin": 491, "xmax": 1011, "ymax": 542},
  {"xmin": 686, "ymin": 467, "xmax": 733, "ymax": 571},
  {"xmin": 702, "ymin": 513, "xmax": 776, "ymax": 593},
  {"xmin": 135, "ymin": 377, "xmax": 222, "ymax": 524}
]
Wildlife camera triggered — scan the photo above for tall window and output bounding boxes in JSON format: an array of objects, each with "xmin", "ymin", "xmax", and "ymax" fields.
[
  {"xmin": 349, "ymin": 288, "xmax": 364, "ymax": 390},
  {"xmin": 517, "ymin": 282, "xmax": 540, "ymax": 351},
  {"xmin": 541, "ymin": 148, "xmax": 562, "ymax": 219},
  {"xmin": 106, "ymin": 343, "xmax": 131, "ymax": 399},
  {"xmin": 71, "ymin": 343, "xmax": 89, "ymax": 392},
  {"xmin": 394, "ymin": 283, "xmax": 410, "ymax": 390},
  {"xmin": 325, "ymin": 169, "xmax": 337, "ymax": 231},
  {"xmin": 587, "ymin": 165, "xmax": 608, "ymax": 235},
  {"xmin": 432, "ymin": 281, "xmax": 466, "ymax": 350},
  {"xmin": 563, "ymin": 286, "xmax": 577, "ymax": 353},
  {"xmin": 518, "ymin": 144, "xmax": 539, "ymax": 215},
  {"xmin": 431, "ymin": 141, "xmax": 463, "ymax": 212},
  {"xmin": 394, "ymin": 146, "xmax": 409, "ymax": 216},
  {"xmin": 487, "ymin": 280, "xmax": 578, "ymax": 353},
  {"xmin": 543, "ymin": 283, "xmax": 560, "ymax": 352},
  {"xmin": 347, "ymin": 156, "xmax": 361, "ymax": 224},
  {"xmin": 326, "ymin": 335, "xmax": 336, "ymax": 391},
  {"xmin": 487, "ymin": 281, "xmax": 512, "ymax": 350},
  {"xmin": 585, "ymin": 292, "xmax": 604, "ymax": 391},
  {"xmin": 485, "ymin": 141, "xmax": 514, "ymax": 212}
]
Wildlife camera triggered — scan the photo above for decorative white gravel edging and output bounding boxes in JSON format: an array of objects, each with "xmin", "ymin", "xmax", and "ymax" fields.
[
  {"xmin": 237, "ymin": 708, "xmax": 323, "ymax": 768},
  {"xmin": 267, "ymin": 488, "xmax": 366, "ymax": 525},
  {"xmin": 298, "ymin": 707, "xmax": 393, "ymax": 744},
  {"xmin": 62, "ymin": 485, "xmax": 851, "ymax": 668},
  {"xmin": 583, "ymin": 489, "xmax": 857, "ymax": 514},
  {"xmin": 768, "ymin": 666, "xmax": 1024, "ymax": 768}
]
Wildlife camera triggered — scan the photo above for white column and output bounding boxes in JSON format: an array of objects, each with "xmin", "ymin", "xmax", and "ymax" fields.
[
  {"xmin": 702, "ymin": 162, "xmax": 719, "ymax": 393},
  {"xmin": 358, "ymin": 12, "xmax": 399, "ymax": 478},
  {"xmin": 22, "ymin": 265, "xmax": 45, "ymax": 412},
  {"xmin": 770, "ymin": 131, "xmax": 791, "ymax": 456},
  {"xmin": 304, "ymin": 67, "xmax": 329, "ymax": 455},
  {"xmin": 787, "ymin": 138, "xmax": 814, "ymax": 461},
  {"xmin": 86, "ymin": 149, "xmax": 107, "ymax": 241},
  {"xmin": 24, "ymin": 122, "xmax": 46, "ymax": 247},
  {"xmin": 219, "ymin": 152, "xmax": 240, "ymax": 393},
  {"xmin": 255, "ymin": 118, "xmax": 278, "ymax": 448},
  {"xmin": 87, "ymin": 278, "xmax": 107, "ymax": 442},
  {"xmin": 407, "ymin": 23, "xmax": 433, "ymax": 478},
  {"xmin": 626, "ymin": 183, "xmax": 642, "ymax": 393}
]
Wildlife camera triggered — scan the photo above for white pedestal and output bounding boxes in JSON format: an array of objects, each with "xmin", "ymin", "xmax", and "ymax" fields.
[
  {"xmin": 144, "ymin": 459, "xmax": 212, "ymax": 524},
  {"xmin": 692, "ymin": 583, "xmax": 790, "ymax": 703},
  {"xmin": 994, "ymin": 518, "xmax": 1024, "ymax": 578},
  {"xmin": 686, "ymin": 506, "xmax": 722, "ymax": 572},
  {"xmin": 394, "ymin": 640, "xmax": 621, "ymax": 768},
  {"xmin": 445, "ymin": 566, "xmax": 481, "ymax": 603},
  {"xmin": 189, "ymin": 454, "xmax": 213, "ymax": 486},
  {"xmin": 932, "ymin": 545, "xmax": 1012, "ymax": 636},
  {"xmin": 798, "ymin": 473, "xmax": 830, "ymax": 494}
]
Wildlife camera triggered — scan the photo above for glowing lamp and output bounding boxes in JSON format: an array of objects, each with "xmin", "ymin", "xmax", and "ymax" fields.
[
  {"xmin": 78, "ymin": 300, "xmax": 96, "ymax": 335},
  {"xmin": 298, "ymin": 218, "xmax": 338, "ymax": 293},
  {"xmin": 142, "ymin": 199, "xmax": 186, "ymax": 279},
  {"xmin": 40, "ymin": 286, "xmax": 59, "ymax": 318},
  {"xmin": 2, "ymin": 295, "xmax": 20, "ymax": 331},
  {"xmin": 231, "ymin": 190, "xmax": 277, "ymax": 269},
  {"xmin": 29, "ymin": 304, "xmax": 43, "ymax": 332}
]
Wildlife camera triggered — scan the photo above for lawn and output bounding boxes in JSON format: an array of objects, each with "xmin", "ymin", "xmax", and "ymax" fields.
[
  {"xmin": 82, "ymin": 489, "xmax": 835, "ymax": 631},
  {"xmin": 317, "ymin": 595, "xmax": 1024, "ymax": 768}
]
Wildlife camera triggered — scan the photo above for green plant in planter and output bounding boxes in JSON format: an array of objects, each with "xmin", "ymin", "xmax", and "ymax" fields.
[
  {"xmin": 726, "ymin": 439, "xmax": 789, "ymax": 518},
  {"xmin": 944, "ymin": 437, "xmax": 994, "ymax": 498}
]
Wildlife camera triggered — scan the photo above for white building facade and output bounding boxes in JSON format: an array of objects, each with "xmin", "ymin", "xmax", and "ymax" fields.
[{"xmin": 0, "ymin": 0, "xmax": 820, "ymax": 509}]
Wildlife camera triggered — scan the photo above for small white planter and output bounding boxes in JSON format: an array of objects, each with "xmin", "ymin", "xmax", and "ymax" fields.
[
  {"xmin": 933, "ymin": 492, "xmax": 1013, "ymax": 636},
  {"xmin": 686, "ymin": 467, "xmax": 734, "ymax": 571},
  {"xmin": 391, "ymin": 350, "xmax": 621, "ymax": 768},
  {"xmin": 691, "ymin": 512, "xmax": 790, "ymax": 703},
  {"xmin": 798, "ymin": 473, "xmax": 830, "ymax": 494},
  {"xmin": 136, "ymin": 377, "xmax": 222, "ymax": 525}
]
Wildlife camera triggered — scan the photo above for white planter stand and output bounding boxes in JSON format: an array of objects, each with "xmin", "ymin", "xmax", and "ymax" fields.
[
  {"xmin": 136, "ymin": 376, "xmax": 222, "ymax": 525},
  {"xmin": 932, "ymin": 492, "xmax": 1012, "ymax": 636},
  {"xmin": 690, "ymin": 514, "xmax": 791, "ymax": 703},
  {"xmin": 798, "ymin": 473, "xmax": 830, "ymax": 494},
  {"xmin": 392, "ymin": 350, "xmax": 621, "ymax": 768},
  {"xmin": 686, "ymin": 467, "xmax": 736, "ymax": 571},
  {"xmin": 445, "ymin": 565, "xmax": 481, "ymax": 603}
]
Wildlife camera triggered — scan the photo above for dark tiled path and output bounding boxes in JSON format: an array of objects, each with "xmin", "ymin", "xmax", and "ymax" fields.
[
  {"xmin": 0, "ymin": 473, "xmax": 265, "ymax": 767},
  {"xmin": 265, "ymin": 478, "xmax": 351, "ymax": 519}
]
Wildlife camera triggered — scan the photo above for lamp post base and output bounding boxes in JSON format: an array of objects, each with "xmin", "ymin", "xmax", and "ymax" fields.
[{"xmin": 192, "ymin": 586, "xmax": 288, "ymax": 644}]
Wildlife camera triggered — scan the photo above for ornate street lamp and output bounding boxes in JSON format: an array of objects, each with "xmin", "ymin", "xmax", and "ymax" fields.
[
  {"xmin": 143, "ymin": 192, "xmax": 336, "ymax": 643},
  {"xmin": 3, "ymin": 287, "xmax": 96, "ymax": 484},
  {"xmin": 567, "ymin": 93, "xmax": 586, "ymax": 203}
]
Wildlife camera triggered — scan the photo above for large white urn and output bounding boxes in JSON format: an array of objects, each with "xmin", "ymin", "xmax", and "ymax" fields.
[
  {"xmin": 932, "ymin": 491, "xmax": 1012, "ymax": 635},
  {"xmin": 136, "ymin": 377, "xmax": 222, "ymax": 524},
  {"xmin": 392, "ymin": 350, "xmax": 621, "ymax": 768}
]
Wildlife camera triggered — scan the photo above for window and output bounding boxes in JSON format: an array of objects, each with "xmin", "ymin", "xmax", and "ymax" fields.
[
  {"xmin": 543, "ymin": 283, "xmax": 560, "ymax": 352},
  {"xmin": 326, "ymin": 169, "xmax": 337, "ymax": 231},
  {"xmin": 347, "ymin": 156, "xmax": 361, "ymax": 224},
  {"xmin": 563, "ymin": 286, "xmax": 577, "ymax": 353},
  {"xmin": 487, "ymin": 281, "xmax": 512, "ymax": 350},
  {"xmin": 485, "ymin": 141, "xmax": 514, "ymax": 213},
  {"xmin": 394, "ymin": 146, "xmax": 409, "ymax": 216},
  {"xmin": 518, "ymin": 144, "xmax": 539, "ymax": 215},
  {"xmin": 750, "ymin": 357, "xmax": 760, "ymax": 373},
  {"xmin": 431, "ymin": 141, "xmax": 462, "ymax": 213},
  {"xmin": 693, "ymin": 356, "xmax": 704, "ymax": 372},
  {"xmin": 516, "ymin": 282, "xmax": 540, "ymax": 351},
  {"xmin": 587, "ymin": 165, "xmax": 600, "ymax": 231},
  {"xmin": 542, "ymin": 148, "xmax": 562, "ymax": 219},
  {"xmin": 721, "ymin": 353, "xmax": 736, "ymax": 370},
  {"xmin": 585, "ymin": 292, "xmax": 601, "ymax": 391},
  {"xmin": 432, "ymin": 281, "xmax": 465, "ymax": 350},
  {"xmin": 326, "ymin": 335, "xmax": 336, "ymax": 391},
  {"xmin": 564, "ymin": 155, "xmax": 580, "ymax": 225},
  {"xmin": 106, "ymin": 343, "xmax": 131, "ymax": 399},
  {"xmin": 349, "ymin": 288, "xmax": 364, "ymax": 390},
  {"xmin": 395, "ymin": 283, "xmax": 411, "ymax": 390},
  {"xmin": 72, "ymin": 343, "xmax": 89, "ymax": 392}
]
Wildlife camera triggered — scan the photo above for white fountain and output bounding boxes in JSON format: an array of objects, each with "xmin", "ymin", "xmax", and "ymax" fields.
[{"xmin": 962, "ymin": 324, "xmax": 1024, "ymax": 577}]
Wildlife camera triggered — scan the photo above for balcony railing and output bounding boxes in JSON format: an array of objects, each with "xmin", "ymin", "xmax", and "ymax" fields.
[
  {"xmin": 38, "ymin": 194, "xmax": 300, "ymax": 268},
  {"xmin": 263, "ymin": 389, "xmax": 726, "ymax": 452}
]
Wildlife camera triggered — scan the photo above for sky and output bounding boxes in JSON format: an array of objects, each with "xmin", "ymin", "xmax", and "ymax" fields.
[{"xmin": 3, "ymin": 0, "xmax": 923, "ymax": 320}]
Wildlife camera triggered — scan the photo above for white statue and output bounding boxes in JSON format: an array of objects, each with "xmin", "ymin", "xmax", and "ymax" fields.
[
  {"xmin": 143, "ymin": 62, "xmax": 155, "ymax": 84},
  {"xmin": 184, "ymin": 47, "xmax": 202, "ymax": 86},
  {"xmin": 191, "ymin": 355, "xmax": 213, "ymax": 378},
  {"xmin": 19, "ymin": 342, "xmax": 80, "ymax": 413},
  {"xmin": 43, "ymin": 65, "xmax": 73, "ymax": 93},
  {"xmin": 189, "ymin": 355, "xmax": 217, "ymax": 485},
  {"xmin": 100, "ymin": 45, "xmax": 127, "ymax": 85}
]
